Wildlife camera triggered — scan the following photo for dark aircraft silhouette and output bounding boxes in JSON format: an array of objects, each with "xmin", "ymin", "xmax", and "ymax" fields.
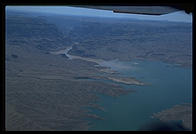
[{"xmin": 71, "ymin": 5, "xmax": 193, "ymax": 15}]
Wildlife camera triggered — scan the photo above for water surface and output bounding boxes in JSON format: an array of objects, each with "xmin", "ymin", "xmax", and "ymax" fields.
[{"xmin": 88, "ymin": 60, "xmax": 192, "ymax": 130}]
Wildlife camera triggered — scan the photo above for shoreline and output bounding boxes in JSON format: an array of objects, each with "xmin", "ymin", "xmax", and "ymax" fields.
[{"xmin": 50, "ymin": 46, "xmax": 145, "ymax": 86}]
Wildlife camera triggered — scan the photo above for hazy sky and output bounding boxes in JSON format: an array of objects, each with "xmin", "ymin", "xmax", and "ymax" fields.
[{"xmin": 6, "ymin": 6, "xmax": 192, "ymax": 23}]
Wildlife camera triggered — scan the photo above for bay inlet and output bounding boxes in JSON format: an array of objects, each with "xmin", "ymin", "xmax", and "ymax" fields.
[
  {"xmin": 88, "ymin": 60, "xmax": 192, "ymax": 130},
  {"xmin": 51, "ymin": 46, "xmax": 192, "ymax": 130}
]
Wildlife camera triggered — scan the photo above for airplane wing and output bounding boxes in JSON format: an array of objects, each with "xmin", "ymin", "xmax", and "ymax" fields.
[{"xmin": 70, "ymin": 5, "xmax": 193, "ymax": 15}]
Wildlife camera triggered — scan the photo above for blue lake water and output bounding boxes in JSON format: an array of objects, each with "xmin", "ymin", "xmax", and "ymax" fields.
[{"xmin": 88, "ymin": 60, "xmax": 192, "ymax": 131}]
